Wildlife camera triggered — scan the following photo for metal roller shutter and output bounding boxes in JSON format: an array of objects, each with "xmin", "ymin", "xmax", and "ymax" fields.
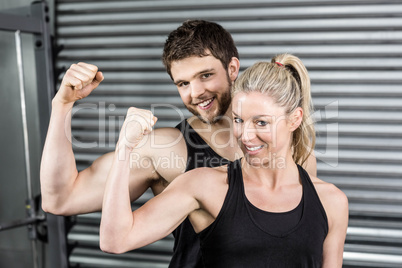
[{"xmin": 54, "ymin": 0, "xmax": 402, "ymax": 267}]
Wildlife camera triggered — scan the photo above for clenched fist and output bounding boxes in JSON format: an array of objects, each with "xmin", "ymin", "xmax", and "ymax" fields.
[
  {"xmin": 55, "ymin": 62, "xmax": 104, "ymax": 105},
  {"xmin": 118, "ymin": 107, "xmax": 158, "ymax": 151}
]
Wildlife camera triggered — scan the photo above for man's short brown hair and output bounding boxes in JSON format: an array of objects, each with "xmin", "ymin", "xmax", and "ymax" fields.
[{"xmin": 162, "ymin": 20, "xmax": 239, "ymax": 79}]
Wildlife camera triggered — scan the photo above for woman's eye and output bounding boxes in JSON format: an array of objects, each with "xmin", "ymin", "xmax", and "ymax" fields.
[
  {"xmin": 256, "ymin": 121, "xmax": 268, "ymax": 126},
  {"xmin": 234, "ymin": 117, "xmax": 243, "ymax": 123}
]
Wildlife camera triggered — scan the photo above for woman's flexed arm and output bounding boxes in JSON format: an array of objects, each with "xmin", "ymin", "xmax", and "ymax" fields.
[{"xmin": 99, "ymin": 109, "xmax": 200, "ymax": 254}]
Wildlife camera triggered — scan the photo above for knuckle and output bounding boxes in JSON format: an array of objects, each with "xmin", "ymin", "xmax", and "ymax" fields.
[
  {"xmin": 127, "ymin": 107, "xmax": 137, "ymax": 113},
  {"xmin": 82, "ymin": 73, "xmax": 92, "ymax": 81},
  {"xmin": 72, "ymin": 79, "xmax": 80, "ymax": 86},
  {"xmin": 90, "ymin": 64, "xmax": 99, "ymax": 72},
  {"xmin": 64, "ymin": 71, "xmax": 73, "ymax": 80},
  {"xmin": 83, "ymin": 62, "xmax": 98, "ymax": 72}
]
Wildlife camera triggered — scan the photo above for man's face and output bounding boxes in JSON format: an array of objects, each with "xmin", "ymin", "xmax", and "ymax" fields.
[{"xmin": 170, "ymin": 55, "xmax": 234, "ymax": 124}]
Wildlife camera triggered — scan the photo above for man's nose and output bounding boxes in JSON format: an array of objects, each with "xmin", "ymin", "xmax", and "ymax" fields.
[{"xmin": 190, "ymin": 81, "xmax": 205, "ymax": 99}]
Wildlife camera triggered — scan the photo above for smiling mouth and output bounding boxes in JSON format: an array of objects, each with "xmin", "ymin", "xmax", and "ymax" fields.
[
  {"xmin": 245, "ymin": 145, "xmax": 264, "ymax": 151},
  {"xmin": 196, "ymin": 97, "xmax": 214, "ymax": 109}
]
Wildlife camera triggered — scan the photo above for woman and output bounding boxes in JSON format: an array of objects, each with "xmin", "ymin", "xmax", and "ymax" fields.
[{"xmin": 100, "ymin": 54, "xmax": 348, "ymax": 267}]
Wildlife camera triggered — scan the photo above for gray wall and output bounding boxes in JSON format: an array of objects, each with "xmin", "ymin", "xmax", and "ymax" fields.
[
  {"xmin": 0, "ymin": 1, "xmax": 53, "ymax": 267},
  {"xmin": 1, "ymin": 1, "xmax": 401, "ymax": 267}
]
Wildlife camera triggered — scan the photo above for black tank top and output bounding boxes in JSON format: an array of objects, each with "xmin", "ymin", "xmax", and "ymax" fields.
[
  {"xmin": 199, "ymin": 159, "xmax": 328, "ymax": 268},
  {"xmin": 169, "ymin": 120, "xmax": 230, "ymax": 268}
]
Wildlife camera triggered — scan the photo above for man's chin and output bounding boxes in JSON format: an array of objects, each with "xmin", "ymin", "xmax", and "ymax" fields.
[
  {"xmin": 196, "ymin": 114, "xmax": 223, "ymax": 125},
  {"xmin": 186, "ymin": 105, "xmax": 226, "ymax": 125}
]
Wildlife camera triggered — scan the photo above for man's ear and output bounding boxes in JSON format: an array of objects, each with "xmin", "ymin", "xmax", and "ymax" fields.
[
  {"xmin": 228, "ymin": 57, "xmax": 240, "ymax": 82},
  {"xmin": 289, "ymin": 107, "xmax": 303, "ymax": 131}
]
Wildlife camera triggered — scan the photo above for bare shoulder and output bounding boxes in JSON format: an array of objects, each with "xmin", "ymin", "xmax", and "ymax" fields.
[
  {"xmin": 310, "ymin": 176, "xmax": 348, "ymax": 205},
  {"xmin": 174, "ymin": 165, "xmax": 228, "ymax": 187},
  {"xmin": 310, "ymin": 176, "xmax": 349, "ymax": 225},
  {"xmin": 86, "ymin": 151, "xmax": 114, "ymax": 174},
  {"xmin": 132, "ymin": 127, "xmax": 187, "ymax": 184},
  {"xmin": 167, "ymin": 165, "xmax": 228, "ymax": 198},
  {"xmin": 136, "ymin": 127, "xmax": 184, "ymax": 151},
  {"xmin": 152, "ymin": 127, "xmax": 184, "ymax": 142}
]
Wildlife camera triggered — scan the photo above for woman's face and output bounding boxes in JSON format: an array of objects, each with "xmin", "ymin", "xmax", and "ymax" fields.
[{"xmin": 232, "ymin": 91, "xmax": 299, "ymax": 168}]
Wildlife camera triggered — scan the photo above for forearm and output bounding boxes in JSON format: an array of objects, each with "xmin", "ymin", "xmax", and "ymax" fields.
[
  {"xmin": 100, "ymin": 108, "xmax": 199, "ymax": 253},
  {"xmin": 100, "ymin": 144, "xmax": 201, "ymax": 254},
  {"xmin": 40, "ymin": 99, "xmax": 78, "ymax": 211},
  {"xmin": 100, "ymin": 144, "xmax": 134, "ymax": 254}
]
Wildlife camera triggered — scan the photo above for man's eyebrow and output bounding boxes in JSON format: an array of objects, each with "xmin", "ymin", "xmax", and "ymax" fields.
[
  {"xmin": 174, "ymin": 68, "xmax": 215, "ymax": 85},
  {"xmin": 199, "ymin": 68, "xmax": 214, "ymax": 75}
]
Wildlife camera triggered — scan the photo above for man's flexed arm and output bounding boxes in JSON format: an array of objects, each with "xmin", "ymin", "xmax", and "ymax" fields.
[
  {"xmin": 40, "ymin": 62, "xmax": 105, "ymax": 214},
  {"xmin": 40, "ymin": 62, "xmax": 187, "ymax": 216}
]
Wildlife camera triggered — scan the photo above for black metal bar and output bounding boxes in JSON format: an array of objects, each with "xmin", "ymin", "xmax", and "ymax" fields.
[
  {"xmin": 32, "ymin": 1, "xmax": 55, "ymax": 149},
  {"xmin": 30, "ymin": 2, "xmax": 69, "ymax": 268},
  {"xmin": 0, "ymin": 196, "xmax": 45, "ymax": 233},
  {"xmin": 0, "ymin": 216, "xmax": 45, "ymax": 232},
  {"xmin": 0, "ymin": 11, "xmax": 42, "ymax": 34},
  {"xmin": 47, "ymin": 214, "xmax": 70, "ymax": 268}
]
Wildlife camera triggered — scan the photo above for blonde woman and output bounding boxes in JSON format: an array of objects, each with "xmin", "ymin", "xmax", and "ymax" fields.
[{"xmin": 100, "ymin": 54, "xmax": 348, "ymax": 267}]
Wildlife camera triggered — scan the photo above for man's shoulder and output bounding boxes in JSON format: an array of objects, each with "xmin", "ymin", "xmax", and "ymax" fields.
[
  {"xmin": 132, "ymin": 126, "xmax": 185, "ymax": 151},
  {"xmin": 153, "ymin": 126, "xmax": 184, "ymax": 140},
  {"xmin": 130, "ymin": 127, "xmax": 187, "ymax": 179}
]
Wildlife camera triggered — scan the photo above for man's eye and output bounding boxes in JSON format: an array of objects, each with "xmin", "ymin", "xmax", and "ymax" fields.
[
  {"xmin": 202, "ymin": 73, "xmax": 212, "ymax": 79},
  {"xmin": 178, "ymin": 82, "xmax": 189, "ymax": 87}
]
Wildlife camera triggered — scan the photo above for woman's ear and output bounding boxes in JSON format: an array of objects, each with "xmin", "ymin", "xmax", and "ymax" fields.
[
  {"xmin": 289, "ymin": 107, "xmax": 303, "ymax": 131},
  {"xmin": 228, "ymin": 57, "xmax": 240, "ymax": 82}
]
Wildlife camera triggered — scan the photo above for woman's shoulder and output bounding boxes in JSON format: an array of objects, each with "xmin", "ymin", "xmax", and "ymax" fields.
[
  {"xmin": 172, "ymin": 165, "xmax": 229, "ymax": 189},
  {"xmin": 310, "ymin": 176, "xmax": 348, "ymax": 205},
  {"xmin": 180, "ymin": 164, "xmax": 227, "ymax": 177},
  {"xmin": 170, "ymin": 165, "xmax": 229, "ymax": 213},
  {"xmin": 310, "ymin": 175, "xmax": 349, "ymax": 227}
]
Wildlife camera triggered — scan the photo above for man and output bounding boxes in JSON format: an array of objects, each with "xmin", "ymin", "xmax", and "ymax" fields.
[{"xmin": 41, "ymin": 20, "xmax": 316, "ymax": 267}]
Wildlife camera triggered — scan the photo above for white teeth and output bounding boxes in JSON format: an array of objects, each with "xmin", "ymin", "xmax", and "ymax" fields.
[
  {"xmin": 198, "ymin": 98, "xmax": 213, "ymax": 107},
  {"xmin": 246, "ymin": 145, "xmax": 263, "ymax": 151}
]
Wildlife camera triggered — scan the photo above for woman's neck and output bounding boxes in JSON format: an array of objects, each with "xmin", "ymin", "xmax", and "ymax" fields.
[{"xmin": 241, "ymin": 153, "xmax": 299, "ymax": 189}]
